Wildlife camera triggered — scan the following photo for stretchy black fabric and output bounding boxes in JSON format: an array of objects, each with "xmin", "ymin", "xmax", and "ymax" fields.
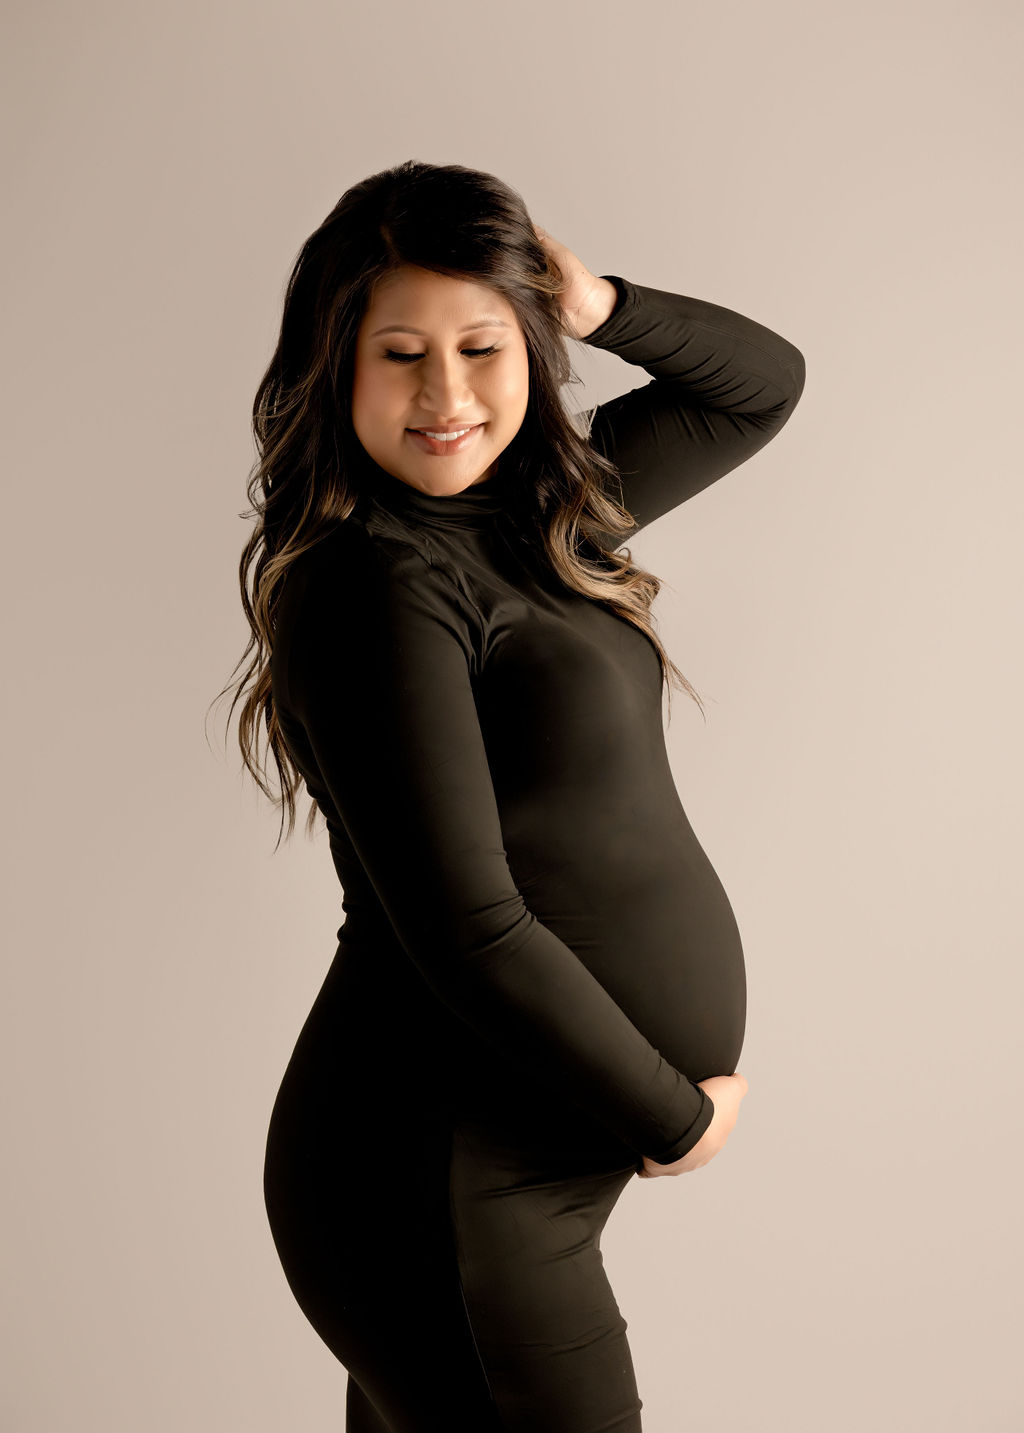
[{"xmin": 263, "ymin": 274, "xmax": 805, "ymax": 1431}]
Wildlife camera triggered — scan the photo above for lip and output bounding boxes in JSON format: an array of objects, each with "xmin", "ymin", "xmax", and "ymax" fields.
[{"xmin": 406, "ymin": 423, "xmax": 484, "ymax": 457}]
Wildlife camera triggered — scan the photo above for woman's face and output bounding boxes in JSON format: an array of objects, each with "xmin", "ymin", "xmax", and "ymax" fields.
[{"xmin": 351, "ymin": 265, "xmax": 530, "ymax": 494}]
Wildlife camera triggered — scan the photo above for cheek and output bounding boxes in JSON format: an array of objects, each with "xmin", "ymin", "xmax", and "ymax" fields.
[
  {"xmin": 352, "ymin": 365, "xmax": 399, "ymax": 430},
  {"xmin": 491, "ymin": 357, "xmax": 530, "ymax": 421}
]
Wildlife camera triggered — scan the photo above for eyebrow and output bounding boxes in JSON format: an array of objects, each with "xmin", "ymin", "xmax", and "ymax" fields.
[{"xmin": 369, "ymin": 318, "xmax": 511, "ymax": 338}]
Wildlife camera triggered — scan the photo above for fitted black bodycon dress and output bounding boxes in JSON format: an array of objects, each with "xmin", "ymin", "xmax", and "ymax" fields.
[{"xmin": 262, "ymin": 274, "xmax": 806, "ymax": 1432}]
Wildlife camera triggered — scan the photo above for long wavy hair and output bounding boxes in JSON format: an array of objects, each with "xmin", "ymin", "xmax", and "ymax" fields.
[{"xmin": 211, "ymin": 159, "xmax": 705, "ymax": 847}]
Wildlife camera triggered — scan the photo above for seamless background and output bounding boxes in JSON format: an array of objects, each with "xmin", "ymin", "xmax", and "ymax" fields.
[{"xmin": 3, "ymin": 1, "xmax": 1021, "ymax": 1429}]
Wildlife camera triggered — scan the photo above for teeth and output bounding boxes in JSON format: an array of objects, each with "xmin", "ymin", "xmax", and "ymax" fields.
[{"xmin": 418, "ymin": 427, "xmax": 473, "ymax": 440}]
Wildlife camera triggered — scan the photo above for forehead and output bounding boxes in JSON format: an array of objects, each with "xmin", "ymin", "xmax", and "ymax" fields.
[{"xmin": 363, "ymin": 265, "xmax": 516, "ymax": 335}]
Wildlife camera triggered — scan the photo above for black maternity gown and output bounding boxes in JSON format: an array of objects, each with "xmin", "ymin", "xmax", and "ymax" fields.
[{"xmin": 262, "ymin": 274, "xmax": 806, "ymax": 1432}]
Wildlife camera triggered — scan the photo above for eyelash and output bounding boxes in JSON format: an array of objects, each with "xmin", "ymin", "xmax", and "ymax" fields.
[{"xmin": 384, "ymin": 346, "xmax": 500, "ymax": 364}]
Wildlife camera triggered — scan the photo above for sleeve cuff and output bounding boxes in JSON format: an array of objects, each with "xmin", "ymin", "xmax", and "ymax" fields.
[
  {"xmin": 645, "ymin": 1088, "xmax": 715, "ymax": 1165},
  {"xmin": 579, "ymin": 275, "xmax": 635, "ymax": 345}
]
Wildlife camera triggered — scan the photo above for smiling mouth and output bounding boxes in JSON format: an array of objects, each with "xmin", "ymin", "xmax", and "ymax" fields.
[
  {"xmin": 405, "ymin": 423, "xmax": 485, "ymax": 456},
  {"xmin": 407, "ymin": 424, "xmax": 482, "ymax": 439}
]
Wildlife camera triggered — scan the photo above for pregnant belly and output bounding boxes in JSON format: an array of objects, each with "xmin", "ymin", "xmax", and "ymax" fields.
[
  {"xmin": 517, "ymin": 846, "xmax": 747, "ymax": 1084},
  {"xmin": 283, "ymin": 838, "xmax": 746, "ymax": 1167}
]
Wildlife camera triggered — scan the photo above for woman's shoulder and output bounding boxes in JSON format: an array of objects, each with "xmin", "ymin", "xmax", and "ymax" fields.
[
  {"xmin": 286, "ymin": 516, "xmax": 438, "ymax": 601},
  {"xmin": 277, "ymin": 516, "xmax": 476, "ymax": 646},
  {"xmin": 271, "ymin": 518, "xmax": 481, "ymax": 707}
]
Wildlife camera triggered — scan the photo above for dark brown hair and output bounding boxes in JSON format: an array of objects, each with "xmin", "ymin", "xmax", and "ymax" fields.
[{"xmin": 211, "ymin": 159, "xmax": 704, "ymax": 847}]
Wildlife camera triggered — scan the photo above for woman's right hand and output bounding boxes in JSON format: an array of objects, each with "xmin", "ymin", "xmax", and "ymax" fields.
[{"xmin": 636, "ymin": 1072, "xmax": 749, "ymax": 1177}]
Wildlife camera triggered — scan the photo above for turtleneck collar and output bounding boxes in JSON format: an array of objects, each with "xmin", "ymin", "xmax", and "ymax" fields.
[{"xmin": 364, "ymin": 460, "xmax": 515, "ymax": 532}]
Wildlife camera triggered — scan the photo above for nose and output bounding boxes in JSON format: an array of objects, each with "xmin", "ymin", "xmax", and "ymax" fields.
[{"xmin": 414, "ymin": 353, "xmax": 478, "ymax": 422}]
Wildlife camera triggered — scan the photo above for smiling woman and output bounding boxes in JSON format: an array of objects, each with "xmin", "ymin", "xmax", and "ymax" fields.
[
  {"xmin": 216, "ymin": 158, "xmax": 803, "ymax": 1432},
  {"xmin": 352, "ymin": 266, "xmax": 530, "ymax": 486}
]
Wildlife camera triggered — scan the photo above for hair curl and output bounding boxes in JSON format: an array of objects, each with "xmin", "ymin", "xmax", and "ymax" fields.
[{"xmin": 210, "ymin": 159, "xmax": 704, "ymax": 848}]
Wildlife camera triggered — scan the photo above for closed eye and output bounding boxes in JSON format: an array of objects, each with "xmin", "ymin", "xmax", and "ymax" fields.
[{"xmin": 384, "ymin": 346, "xmax": 500, "ymax": 364}]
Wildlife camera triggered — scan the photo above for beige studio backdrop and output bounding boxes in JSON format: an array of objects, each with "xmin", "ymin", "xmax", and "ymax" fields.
[{"xmin": 3, "ymin": 1, "xmax": 1021, "ymax": 1430}]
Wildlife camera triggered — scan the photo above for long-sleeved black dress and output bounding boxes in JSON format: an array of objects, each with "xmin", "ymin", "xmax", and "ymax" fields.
[{"xmin": 262, "ymin": 274, "xmax": 805, "ymax": 1433}]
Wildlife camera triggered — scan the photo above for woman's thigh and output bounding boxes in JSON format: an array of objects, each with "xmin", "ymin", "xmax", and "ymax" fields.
[
  {"xmin": 265, "ymin": 1083, "xmax": 643, "ymax": 1432},
  {"xmin": 264, "ymin": 1075, "xmax": 504, "ymax": 1431},
  {"xmin": 448, "ymin": 1118, "xmax": 643, "ymax": 1433},
  {"xmin": 263, "ymin": 935, "xmax": 647, "ymax": 1433}
]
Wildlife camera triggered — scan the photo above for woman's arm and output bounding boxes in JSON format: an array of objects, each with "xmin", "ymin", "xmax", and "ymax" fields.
[
  {"xmin": 579, "ymin": 273, "xmax": 806, "ymax": 535},
  {"xmin": 275, "ymin": 524, "xmax": 714, "ymax": 1165}
]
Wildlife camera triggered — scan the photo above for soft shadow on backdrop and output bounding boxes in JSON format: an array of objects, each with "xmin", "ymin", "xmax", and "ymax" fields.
[{"xmin": 3, "ymin": 2, "xmax": 1020, "ymax": 1431}]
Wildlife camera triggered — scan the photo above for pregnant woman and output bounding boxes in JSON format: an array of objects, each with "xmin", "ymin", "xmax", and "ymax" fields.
[{"xmin": 224, "ymin": 160, "xmax": 805, "ymax": 1431}]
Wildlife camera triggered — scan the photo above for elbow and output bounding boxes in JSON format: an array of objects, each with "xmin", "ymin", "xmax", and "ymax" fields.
[
  {"xmin": 784, "ymin": 345, "xmax": 807, "ymax": 412},
  {"xmin": 749, "ymin": 348, "xmax": 805, "ymax": 447},
  {"xmin": 764, "ymin": 346, "xmax": 806, "ymax": 434},
  {"xmin": 784, "ymin": 345, "xmax": 807, "ymax": 408},
  {"xmin": 394, "ymin": 895, "xmax": 536, "ymax": 996}
]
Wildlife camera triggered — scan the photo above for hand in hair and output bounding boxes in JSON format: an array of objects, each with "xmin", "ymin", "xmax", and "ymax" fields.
[{"xmin": 533, "ymin": 224, "xmax": 618, "ymax": 340}]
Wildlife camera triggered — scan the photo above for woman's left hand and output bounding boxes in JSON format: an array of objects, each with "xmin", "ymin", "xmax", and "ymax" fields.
[{"xmin": 533, "ymin": 224, "xmax": 610, "ymax": 340}]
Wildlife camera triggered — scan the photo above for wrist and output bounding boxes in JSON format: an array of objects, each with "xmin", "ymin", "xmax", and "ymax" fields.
[{"xmin": 572, "ymin": 276, "xmax": 620, "ymax": 339}]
